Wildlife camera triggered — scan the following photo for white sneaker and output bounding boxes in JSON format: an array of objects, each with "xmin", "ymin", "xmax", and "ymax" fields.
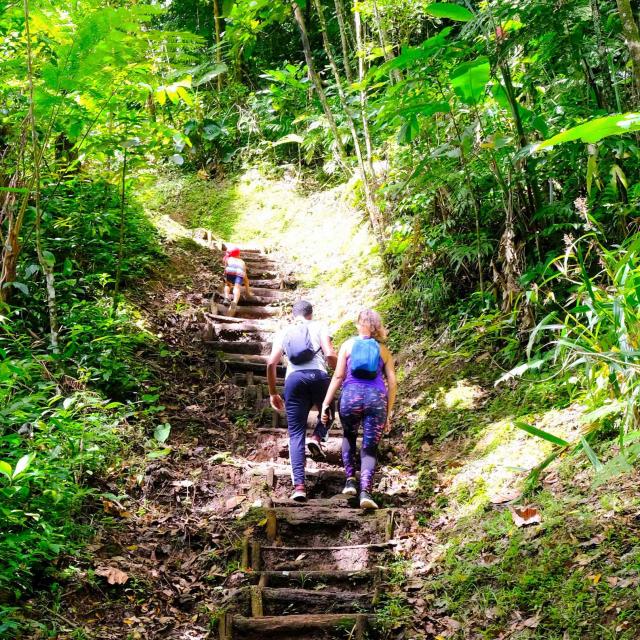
[{"xmin": 291, "ymin": 486, "xmax": 307, "ymax": 502}]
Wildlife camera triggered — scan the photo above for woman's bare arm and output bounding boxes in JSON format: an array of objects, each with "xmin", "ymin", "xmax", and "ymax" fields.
[
  {"xmin": 382, "ymin": 345, "xmax": 397, "ymax": 428},
  {"xmin": 321, "ymin": 342, "xmax": 349, "ymax": 421}
]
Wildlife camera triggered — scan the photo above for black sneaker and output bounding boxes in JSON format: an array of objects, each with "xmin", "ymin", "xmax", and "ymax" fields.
[
  {"xmin": 306, "ymin": 437, "xmax": 326, "ymax": 460},
  {"xmin": 342, "ymin": 477, "xmax": 358, "ymax": 496},
  {"xmin": 359, "ymin": 491, "xmax": 378, "ymax": 510}
]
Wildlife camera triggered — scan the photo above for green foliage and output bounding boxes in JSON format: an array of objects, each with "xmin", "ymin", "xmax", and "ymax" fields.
[{"xmin": 0, "ymin": 345, "xmax": 132, "ymax": 612}]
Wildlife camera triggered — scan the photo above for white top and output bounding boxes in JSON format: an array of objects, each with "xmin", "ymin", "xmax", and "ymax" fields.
[{"xmin": 273, "ymin": 319, "xmax": 329, "ymax": 377}]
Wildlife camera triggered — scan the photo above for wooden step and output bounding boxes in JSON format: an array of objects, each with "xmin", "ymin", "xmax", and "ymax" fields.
[
  {"xmin": 252, "ymin": 569, "xmax": 379, "ymax": 588},
  {"xmin": 214, "ymin": 303, "xmax": 280, "ymax": 319},
  {"xmin": 260, "ymin": 542, "xmax": 393, "ymax": 572},
  {"xmin": 233, "ymin": 374, "xmax": 284, "ymax": 388},
  {"xmin": 227, "ymin": 613, "xmax": 372, "ymax": 638},
  {"xmin": 272, "ymin": 506, "xmax": 386, "ymax": 526},
  {"xmin": 258, "ymin": 586, "xmax": 374, "ymax": 615},
  {"xmin": 214, "ymin": 293, "xmax": 285, "ymax": 307},
  {"xmin": 214, "ymin": 341, "xmax": 271, "ymax": 356},
  {"xmin": 251, "ymin": 278, "xmax": 296, "ymax": 289},
  {"xmin": 221, "ymin": 354, "xmax": 285, "ymax": 376}
]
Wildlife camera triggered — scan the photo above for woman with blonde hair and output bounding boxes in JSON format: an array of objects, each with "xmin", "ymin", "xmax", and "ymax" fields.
[{"xmin": 321, "ymin": 309, "xmax": 397, "ymax": 509}]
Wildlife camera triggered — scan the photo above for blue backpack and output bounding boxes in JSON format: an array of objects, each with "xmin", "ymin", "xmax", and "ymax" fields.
[
  {"xmin": 284, "ymin": 323, "xmax": 320, "ymax": 365},
  {"xmin": 350, "ymin": 337, "xmax": 381, "ymax": 380}
]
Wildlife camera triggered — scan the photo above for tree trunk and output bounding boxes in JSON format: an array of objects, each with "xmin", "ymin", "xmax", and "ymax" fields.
[
  {"xmin": 353, "ymin": 6, "xmax": 376, "ymax": 178},
  {"xmin": 213, "ymin": 0, "xmax": 223, "ymax": 91},
  {"xmin": 24, "ymin": 0, "xmax": 59, "ymax": 351},
  {"xmin": 615, "ymin": 0, "xmax": 640, "ymax": 100},
  {"xmin": 291, "ymin": 0, "xmax": 350, "ymax": 168},
  {"xmin": 333, "ymin": 0, "xmax": 354, "ymax": 83},
  {"xmin": 591, "ymin": 0, "xmax": 616, "ymax": 110}
]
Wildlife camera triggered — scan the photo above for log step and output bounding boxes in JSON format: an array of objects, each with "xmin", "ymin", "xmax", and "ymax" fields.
[
  {"xmin": 214, "ymin": 304, "xmax": 280, "ymax": 319},
  {"xmin": 261, "ymin": 542, "xmax": 394, "ymax": 571},
  {"xmin": 214, "ymin": 341, "xmax": 271, "ymax": 356},
  {"xmin": 272, "ymin": 506, "xmax": 387, "ymax": 526},
  {"xmin": 229, "ymin": 613, "xmax": 373, "ymax": 638},
  {"xmin": 252, "ymin": 569, "xmax": 379, "ymax": 588},
  {"xmin": 221, "ymin": 355, "xmax": 285, "ymax": 376},
  {"xmin": 251, "ymin": 278, "xmax": 296, "ymax": 289},
  {"xmin": 259, "ymin": 586, "xmax": 374, "ymax": 615}
]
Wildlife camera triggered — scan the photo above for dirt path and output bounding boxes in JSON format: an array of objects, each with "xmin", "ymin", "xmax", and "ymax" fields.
[
  {"xmin": 205, "ymin": 248, "xmax": 402, "ymax": 639},
  {"xmin": 30, "ymin": 238, "xmax": 408, "ymax": 639}
]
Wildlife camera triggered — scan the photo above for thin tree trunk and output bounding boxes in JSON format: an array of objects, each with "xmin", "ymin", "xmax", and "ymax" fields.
[
  {"xmin": 591, "ymin": 0, "xmax": 616, "ymax": 110},
  {"xmin": 213, "ymin": 0, "xmax": 223, "ymax": 91},
  {"xmin": 499, "ymin": 62, "xmax": 540, "ymax": 212},
  {"xmin": 354, "ymin": 6, "xmax": 375, "ymax": 177},
  {"xmin": 370, "ymin": 0, "xmax": 401, "ymax": 83},
  {"xmin": 291, "ymin": 0, "xmax": 350, "ymax": 167},
  {"xmin": 333, "ymin": 0, "xmax": 354, "ymax": 83},
  {"xmin": 615, "ymin": 0, "xmax": 640, "ymax": 99},
  {"xmin": 112, "ymin": 148, "xmax": 127, "ymax": 313},
  {"xmin": 313, "ymin": 0, "xmax": 379, "ymax": 234},
  {"xmin": 24, "ymin": 0, "xmax": 59, "ymax": 352}
]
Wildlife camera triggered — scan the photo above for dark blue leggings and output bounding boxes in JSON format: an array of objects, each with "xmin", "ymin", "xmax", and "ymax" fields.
[
  {"xmin": 339, "ymin": 384, "xmax": 387, "ymax": 493},
  {"xmin": 284, "ymin": 370, "xmax": 330, "ymax": 486}
]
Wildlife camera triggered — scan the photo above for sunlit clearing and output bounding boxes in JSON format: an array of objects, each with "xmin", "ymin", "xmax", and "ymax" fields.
[
  {"xmin": 443, "ymin": 380, "xmax": 484, "ymax": 410},
  {"xmin": 444, "ymin": 404, "xmax": 584, "ymax": 520}
]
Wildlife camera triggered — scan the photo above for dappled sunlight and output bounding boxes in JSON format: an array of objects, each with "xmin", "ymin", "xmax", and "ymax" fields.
[
  {"xmin": 442, "ymin": 404, "xmax": 585, "ymax": 521},
  {"xmin": 443, "ymin": 379, "xmax": 484, "ymax": 410},
  {"xmin": 232, "ymin": 167, "xmax": 385, "ymax": 330}
]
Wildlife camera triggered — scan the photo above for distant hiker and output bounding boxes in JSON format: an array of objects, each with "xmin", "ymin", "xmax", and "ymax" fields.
[
  {"xmin": 223, "ymin": 246, "xmax": 251, "ymax": 316},
  {"xmin": 321, "ymin": 309, "xmax": 397, "ymax": 510},
  {"xmin": 266, "ymin": 300, "xmax": 338, "ymax": 502}
]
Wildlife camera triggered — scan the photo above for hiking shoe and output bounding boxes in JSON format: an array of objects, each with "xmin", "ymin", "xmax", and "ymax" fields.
[
  {"xmin": 291, "ymin": 485, "xmax": 307, "ymax": 502},
  {"xmin": 306, "ymin": 437, "xmax": 326, "ymax": 460},
  {"xmin": 342, "ymin": 477, "xmax": 358, "ymax": 496},
  {"xmin": 359, "ymin": 491, "xmax": 378, "ymax": 510},
  {"xmin": 228, "ymin": 301, "xmax": 238, "ymax": 317}
]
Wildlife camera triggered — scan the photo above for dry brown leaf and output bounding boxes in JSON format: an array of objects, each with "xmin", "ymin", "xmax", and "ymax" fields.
[
  {"xmin": 95, "ymin": 566, "xmax": 129, "ymax": 585},
  {"xmin": 510, "ymin": 505, "xmax": 542, "ymax": 527},
  {"xmin": 225, "ymin": 495, "xmax": 246, "ymax": 510}
]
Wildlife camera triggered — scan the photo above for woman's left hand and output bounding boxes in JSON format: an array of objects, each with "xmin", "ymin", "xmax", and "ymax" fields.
[{"xmin": 383, "ymin": 418, "xmax": 392, "ymax": 434}]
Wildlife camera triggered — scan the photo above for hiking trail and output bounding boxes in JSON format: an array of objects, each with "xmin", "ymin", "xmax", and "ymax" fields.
[{"xmin": 205, "ymin": 246, "xmax": 402, "ymax": 640}]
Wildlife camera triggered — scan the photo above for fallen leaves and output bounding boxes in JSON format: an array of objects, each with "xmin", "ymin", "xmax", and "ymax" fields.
[
  {"xmin": 510, "ymin": 505, "xmax": 542, "ymax": 527},
  {"xmin": 95, "ymin": 566, "xmax": 129, "ymax": 585},
  {"xmin": 225, "ymin": 495, "xmax": 246, "ymax": 510}
]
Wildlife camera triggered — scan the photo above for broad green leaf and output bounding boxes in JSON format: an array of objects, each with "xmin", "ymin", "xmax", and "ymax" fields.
[
  {"xmin": 192, "ymin": 63, "xmax": 228, "ymax": 87},
  {"xmin": 426, "ymin": 3, "xmax": 473, "ymax": 21},
  {"xmin": 147, "ymin": 447, "xmax": 171, "ymax": 459},
  {"xmin": 398, "ymin": 115, "xmax": 420, "ymax": 144},
  {"xmin": 42, "ymin": 250, "xmax": 55, "ymax": 268},
  {"xmin": 273, "ymin": 134, "xmax": 304, "ymax": 146},
  {"xmin": 0, "ymin": 460, "xmax": 12, "ymax": 480},
  {"xmin": 535, "ymin": 113, "xmax": 640, "ymax": 150},
  {"xmin": 450, "ymin": 57, "xmax": 490, "ymax": 105},
  {"xmin": 13, "ymin": 453, "xmax": 34, "ymax": 478},
  {"xmin": 514, "ymin": 421, "xmax": 570, "ymax": 447},
  {"xmin": 7, "ymin": 282, "xmax": 29, "ymax": 296},
  {"xmin": 154, "ymin": 423, "xmax": 171, "ymax": 444}
]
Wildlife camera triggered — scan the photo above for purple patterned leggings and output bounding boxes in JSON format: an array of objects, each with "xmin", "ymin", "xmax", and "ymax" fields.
[{"xmin": 339, "ymin": 384, "xmax": 388, "ymax": 493}]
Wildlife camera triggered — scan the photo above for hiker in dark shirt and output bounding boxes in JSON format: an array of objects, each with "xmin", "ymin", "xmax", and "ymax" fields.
[
  {"xmin": 321, "ymin": 309, "xmax": 397, "ymax": 510},
  {"xmin": 266, "ymin": 300, "xmax": 337, "ymax": 502}
]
